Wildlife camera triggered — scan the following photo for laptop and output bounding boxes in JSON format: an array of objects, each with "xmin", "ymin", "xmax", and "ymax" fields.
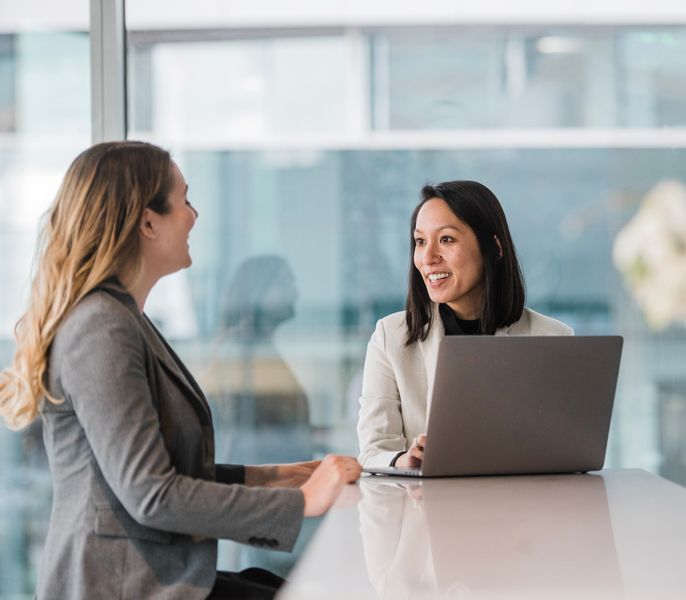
[{"xmin": 364, "ymin": 335, "xmax": 623, "ymax": 477}]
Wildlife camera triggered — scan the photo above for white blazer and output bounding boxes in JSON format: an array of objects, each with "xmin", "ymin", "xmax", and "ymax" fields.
[{"xmin": 357, "ymin": 305, "xmax": 573, "ymax": 467}]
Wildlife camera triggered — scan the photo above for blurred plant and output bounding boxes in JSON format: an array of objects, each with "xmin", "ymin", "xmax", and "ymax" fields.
[{"xmin": 613, "ymin": 180, "xmax": 686, "ymax": 329}]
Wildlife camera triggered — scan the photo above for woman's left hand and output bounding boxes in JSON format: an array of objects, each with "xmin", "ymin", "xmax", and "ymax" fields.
[{"xmin": 245, "ymin": 460, "xmax": 321, "ymax": 488}]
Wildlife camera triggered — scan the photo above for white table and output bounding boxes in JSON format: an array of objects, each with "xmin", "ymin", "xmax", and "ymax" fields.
[{"xmin": 278, "ymin": 469, "xmax": 686, "ymax": 599}]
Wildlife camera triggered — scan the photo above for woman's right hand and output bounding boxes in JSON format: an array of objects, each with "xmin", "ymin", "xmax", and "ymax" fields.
[
  {"xmin": 300, "ymin": 455, "xmax": 362, "ymax": 517},
  {"xmin": 395, "ymin": 433, "xmax": 427, "ymax": 468}
]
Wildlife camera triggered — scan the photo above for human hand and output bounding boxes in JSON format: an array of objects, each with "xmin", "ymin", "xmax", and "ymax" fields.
[
  {"xmin": 245, "ymin": 460, "xmax": 321, "ymax": 488},
  {"xmin": 275, "ymin": 460, "xmax": 321, "ymax": 488},
  {"xmin": 394, "ymin": 433, "xmax": 426, "ymax": 469},
  {"xmin": 301, "ymin": 455, "xmax": 362, "ymax": 517}
]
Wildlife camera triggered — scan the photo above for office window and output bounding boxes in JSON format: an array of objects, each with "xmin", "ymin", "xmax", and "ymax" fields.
[
  {"xmin": 0, "ymin": 3, "xmax": 90, "ymax": 597},
  {"xmin": 126, "ymin": 3, "xmax": 686, "ymax": 576},
  {"xmin": 374, "ymin": 28, "xmax": 686, "ymax": 130},
  {"xmin": 2, "ymin": 4, "xmax": 685, "ymax": 595}
]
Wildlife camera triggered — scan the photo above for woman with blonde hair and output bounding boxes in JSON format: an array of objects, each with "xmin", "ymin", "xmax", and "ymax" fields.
[{"xmin": 0, "ymin": 140, "xmax": 361, "ymax": 600}]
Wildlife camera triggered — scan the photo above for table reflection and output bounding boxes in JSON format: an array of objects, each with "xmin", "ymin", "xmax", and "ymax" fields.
[{"xmin": 358, "ymin": 474, "xmax": 624, "ymax": 599}]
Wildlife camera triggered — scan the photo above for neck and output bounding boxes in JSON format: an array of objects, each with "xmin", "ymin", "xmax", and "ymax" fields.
[
  {"xmin": 446, "ymin": 296, "xmax": 482, "ymax": 320},
  {"xmin": 446, "ymin": 305, "xmax": 480, "ymax": 320},
  {"xmin": 118, "ymin": 262, "xmax": 159, "ymax": 312},
  {"xmin": 446, "ymin": 284, "xmax": 484, "ymax": 320}
]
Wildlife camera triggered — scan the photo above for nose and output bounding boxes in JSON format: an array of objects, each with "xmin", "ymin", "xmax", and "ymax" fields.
[{"xmin": 423, "ymin": 240, "xmax": 441, "ymax": 265}]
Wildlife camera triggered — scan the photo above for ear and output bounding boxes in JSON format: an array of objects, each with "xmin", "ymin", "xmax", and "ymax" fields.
[
  {"xmin": 139, "ymin": 207, "xmax": 158, "ymax": 241},
  {"xmin": 494, "ymin": 234, "xmax": 503, "ymax": 260}
]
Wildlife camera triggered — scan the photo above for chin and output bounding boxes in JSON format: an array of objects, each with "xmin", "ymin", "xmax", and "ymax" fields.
[{"xmin": 427, "ymin": 289, "xmax": 455, "ymax": 305}]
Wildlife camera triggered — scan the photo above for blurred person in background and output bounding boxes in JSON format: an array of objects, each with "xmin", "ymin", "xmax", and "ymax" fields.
[{"xmin": 206, "ymin": 255, "xmax": 312, "ymax": 466}]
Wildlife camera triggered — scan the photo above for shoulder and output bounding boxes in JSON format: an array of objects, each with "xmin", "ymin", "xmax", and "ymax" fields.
[
  {"xmin": 378, "ymin": 310, "xmax": 408, "ymax": 332},
  {"xmin": 53, "ymin": 290, "xmax": 143, "ymax": 358},
  {"xmin": 365, "ymin": 311, "xmax": 411, "ymax": 356},
  {"xmin": 507, "ymin": 307, "xmax": 574, "ymax": 336},
  {"xmin": 62, "ymin": 289, "xmax": 137, "ymax": 331},
  {"xmin": 376, "ymin": 310, "xmax": 411, "ymax": 341}
]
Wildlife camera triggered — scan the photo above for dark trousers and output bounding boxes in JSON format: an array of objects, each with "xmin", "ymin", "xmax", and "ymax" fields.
[{"xmin": 207, "ymin": 567, "xmax": 285, "ymax": 600}]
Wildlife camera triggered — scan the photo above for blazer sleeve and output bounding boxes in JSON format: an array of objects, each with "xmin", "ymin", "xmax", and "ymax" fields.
[
  {"xmin": 53, "ymin": 300, "xmax": 304, "ymax": 551},
  {"xmin": 215, "ymin": 464, "xmax": 246, "ymax": 484},
  {"xmin": 357, "ymin": 319, "xmax": 407, "ymax": 468}
]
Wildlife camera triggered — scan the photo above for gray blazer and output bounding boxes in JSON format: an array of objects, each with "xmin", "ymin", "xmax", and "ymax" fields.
[
  {"xmin": 37, "ymin": 280, "xmax": 305, "ymax": 599},
  {"xmin": 357, "ymin": 306, "xmax": 574, "ymax": 467}
]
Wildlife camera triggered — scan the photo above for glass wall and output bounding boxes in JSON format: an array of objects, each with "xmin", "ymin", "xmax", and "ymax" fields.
[
  {"xmin": 378, "ymin": 28, "xmax": 686, "ymax": 129},
  {"xmin": 2, "ymin": 2, "xmax": 686, "ymax": 595},
  {"xmin": 126, "ymin": 6, "xmax": 686, "ymax": 576},
  {"xmin": 0, "ymin": 2, "xmax": 90, "ymax": 597}
]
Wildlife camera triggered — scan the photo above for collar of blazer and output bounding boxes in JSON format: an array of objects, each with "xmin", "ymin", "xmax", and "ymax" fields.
[
  {"xmin": 96, "ymin": 277, "xmax": 213, "ymax": 423},
  {"xmin": 417, "ymin": 303, "xmax": 516, "ymax": 417}
]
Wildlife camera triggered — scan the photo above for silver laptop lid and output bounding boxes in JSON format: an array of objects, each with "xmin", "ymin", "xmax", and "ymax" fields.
[{"xmin": 420, "ymin": 336, "xmax": 623, "ymax": 477}]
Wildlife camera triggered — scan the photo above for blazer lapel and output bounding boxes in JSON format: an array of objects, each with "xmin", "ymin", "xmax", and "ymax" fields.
[
  {"xmin": 417, "ymin": 304, "xmax": 445, "ymax": 423},
  {"xmin": 140, "ymin": 315, "xmax": 213, "ymax": 422},
  {"xmin": 95, "ymin": 278, "xmax": 212, "ymax": 422}
]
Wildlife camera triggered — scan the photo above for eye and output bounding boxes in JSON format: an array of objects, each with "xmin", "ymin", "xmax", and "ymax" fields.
[
  {"xmin": 440, "ymin": 235, "xmax": 455, "ymax": 243},
  {"xmin": 414, "ymin": 237, "xmax": 425, "ymax": 246}
]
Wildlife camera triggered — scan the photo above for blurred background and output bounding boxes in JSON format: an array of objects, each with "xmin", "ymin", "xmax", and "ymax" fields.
[{"xmin": 2, "ymin": 0, "xmax": 686, "ymax": 596}]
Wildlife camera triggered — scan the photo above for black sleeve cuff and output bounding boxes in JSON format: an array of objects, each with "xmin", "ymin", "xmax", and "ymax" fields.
[
  {"xmin": 215, "ymin": 464, "xmax": 246, "ymax": 485},
  {"xmin": 390, "ymin": 451, "xmax": 407, "ymax": 467}
]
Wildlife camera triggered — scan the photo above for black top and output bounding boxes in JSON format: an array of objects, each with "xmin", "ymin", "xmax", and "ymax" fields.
[
  {"xmin": 389, "ymin": 302, "xmax": 483, "ymax": 467},
  {"xmin": 439, "ymin": 303, "xmax": 481, "ymax": 335}
]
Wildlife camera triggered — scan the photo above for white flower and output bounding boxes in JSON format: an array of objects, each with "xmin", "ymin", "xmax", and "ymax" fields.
[{"xmin": 613, "ymin": 180, "xmax": 686, "ymax": 329}]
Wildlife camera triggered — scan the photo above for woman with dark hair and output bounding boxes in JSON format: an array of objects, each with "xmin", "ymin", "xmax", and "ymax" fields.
[{"xmin": 357, "ymin": 180, "xmax": 572, "ymax": 469}]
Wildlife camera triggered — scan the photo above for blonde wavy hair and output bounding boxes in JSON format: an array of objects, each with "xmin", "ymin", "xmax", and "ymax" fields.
[{"xmin": 0, "ymin": 141, "xmax": 172, "ymax": 430}]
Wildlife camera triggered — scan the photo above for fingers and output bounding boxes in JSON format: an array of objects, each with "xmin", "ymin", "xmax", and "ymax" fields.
[
  {"xmin": 409, "ymin": 434, "xmax": 426, "ymax": 455},
  {"xmin": 301, "ymin": 455, "xmax": 362, "ymax": 517},
  {"xmin": 318, "ymin": 454, "xmax": 362, "ymax": 483},
  {"xmin": 408, "ymin": 446, "xmax": 423, "ymax": 461},
  {"xmin": 330, "ymin": 455, "xmax": 362, "ymax": 482},
  {"xmin": 299, "ymin": 459, "xmax": 322, "ymax": 471},
  {"xmin": 411, "ymin": 434, "xmax": 426, "ymax": 450},
  {"xmin": 405, "ymin": 434, "xmax": 426, "ymax": 468}
]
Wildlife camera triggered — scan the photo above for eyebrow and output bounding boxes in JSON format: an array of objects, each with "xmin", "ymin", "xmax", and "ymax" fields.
[{"xmin": 414, "ymin": 225, "xmax": 461, "ymax": 234}]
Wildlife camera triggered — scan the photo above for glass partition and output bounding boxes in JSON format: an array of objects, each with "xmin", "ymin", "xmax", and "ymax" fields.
[
  {"xmin": 126, "ymin": 7, "xmax": 686, "ymax": 575},
  {"xmin": 1, "ymin": 3, "xmax": 685, "ymax": 595},
  {"xmin": 0, "ymin": 3, "xmax": 90, "ymax": 597}
]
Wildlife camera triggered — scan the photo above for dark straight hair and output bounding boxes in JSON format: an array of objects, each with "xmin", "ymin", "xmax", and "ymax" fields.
[{"xmin": 405, "ymin": 180, "xmax": 525, "ymax": 344}]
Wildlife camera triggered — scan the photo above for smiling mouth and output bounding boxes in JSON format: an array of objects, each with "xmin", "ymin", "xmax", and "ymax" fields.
[{"xmin": 427, "ymin": 272, "xmax": 451, "ymax": 283}]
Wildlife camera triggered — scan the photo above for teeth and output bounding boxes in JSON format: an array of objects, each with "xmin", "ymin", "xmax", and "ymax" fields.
[{"xmin": 428, "ymin": 273, "xmax": 450, "ymax": 282}]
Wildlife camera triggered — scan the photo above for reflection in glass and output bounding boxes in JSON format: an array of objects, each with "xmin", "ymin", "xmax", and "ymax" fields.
[{"xmin": 204, "ymin": 255, "xmax": 312, "ymax": 465}]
